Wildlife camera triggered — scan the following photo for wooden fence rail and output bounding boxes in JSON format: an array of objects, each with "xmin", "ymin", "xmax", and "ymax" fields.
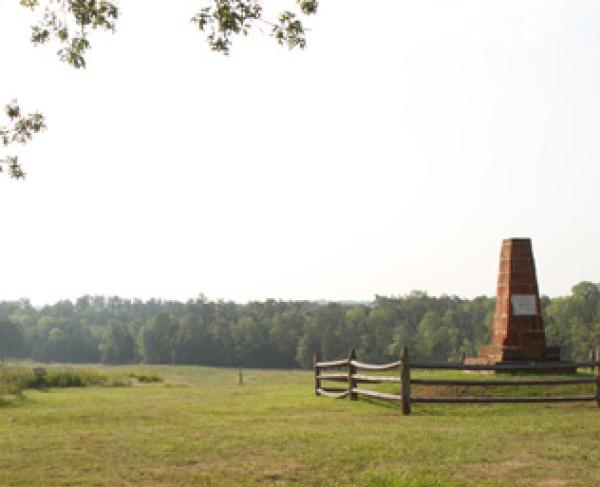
[{"xmin": 315, "ymin": 346, "xmax": 600, "ymax": 415}]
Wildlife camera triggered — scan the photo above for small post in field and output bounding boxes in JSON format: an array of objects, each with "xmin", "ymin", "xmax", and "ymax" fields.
[
  {"xmin": 33, "ymin": 367, "xmax": 47, "ymax": 390},
  {"xmin": 238, "ymin": 367, "xmax": 244, "ymax": 386},
  {"xmin": 314, "ymin": 352, "xmax": 321, "ymax": 396},
  {"xmin": 400, "ymin": 346, "xmax": 411, "ymax": 415},
  {"xmin": 595, "ymin": 346, "xmax": 600, "ymax": 409},
  {"xmin": 348, "ymin": 349, "xmax": 357, "ymax": 401}
]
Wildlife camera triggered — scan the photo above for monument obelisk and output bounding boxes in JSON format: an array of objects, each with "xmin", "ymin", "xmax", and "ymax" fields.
[{"xmin": 472, "ymin": 238, "xmax": 561, "ymax": 364}]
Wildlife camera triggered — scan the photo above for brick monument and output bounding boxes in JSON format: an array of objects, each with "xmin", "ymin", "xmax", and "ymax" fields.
[{"xmin": 471, "ymin": 238, "xmax": 561, "ymax": 364}]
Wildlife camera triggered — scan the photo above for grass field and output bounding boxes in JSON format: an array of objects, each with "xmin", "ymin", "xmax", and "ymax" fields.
[{"xmin": 1, "ymin": 365, "xmax": 599, "ymax": 487}]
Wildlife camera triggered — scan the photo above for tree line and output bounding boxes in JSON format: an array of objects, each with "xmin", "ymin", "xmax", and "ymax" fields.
[{"xmin": 1, "ymin": 281, "xmax": 599, "ymax": 368}]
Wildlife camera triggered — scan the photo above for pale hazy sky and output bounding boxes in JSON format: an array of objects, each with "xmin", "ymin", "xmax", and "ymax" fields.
[{"xmin": 1, "ymin": 0, "xmax": 599, "ymax": 305}]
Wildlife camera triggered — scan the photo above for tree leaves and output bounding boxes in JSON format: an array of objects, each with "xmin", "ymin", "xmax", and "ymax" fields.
[
  {"xmin": 192, "ymin": 0, "xmax": 263, "ymax": 55},
  {"xmin": 6, "ymin": 0, "xmax": 318, "ymax": 178},
  {"xmin": 58, "ymin": 35, "xmax": 90, "ymax": 68},
  {"xmin": 0, "ymin": 100, "xmax": 46, "ymax": 179},
  {"xmin": 0, "ymin": 320, "xmax": 24, "ymax": 365},
  {"xmin": 297, "ymin": 0, "xmax": 318, "ymax": 15},
  {"xmin": 26, "ymin": 0, "xmax": 119, "ymax": 69},
  {"xmin": 273, "ymin": 11, "xmax": 306, "ymax": 49},
  {"xmin": 192, "ymin": 0, "xmax": 318, "ymax": 54},
  {"xmin": 25, "ymin": 0, "xmax": 317, "ymax": 63}
]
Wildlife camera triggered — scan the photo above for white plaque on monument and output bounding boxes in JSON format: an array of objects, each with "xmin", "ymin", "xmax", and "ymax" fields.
[{"xmin": 511, "ymin": 295, "xmax": 537, "ymax": 316}]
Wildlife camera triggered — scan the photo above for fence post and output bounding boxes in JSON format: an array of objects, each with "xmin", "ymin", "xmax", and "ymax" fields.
[
  {"xmin": 595, "ymin": 346, "xmax": 600, "ymax": 409},
  {"xmin": 314, "ymin": 352, "xmax": 321, "ymax": 397},
  {"xmin": 400, "ymin": 345, "xmax": 411, "ymax": 415},
  {"xmin": 348, "ymin": 349, "xmax": 357, "ymax": 401}
]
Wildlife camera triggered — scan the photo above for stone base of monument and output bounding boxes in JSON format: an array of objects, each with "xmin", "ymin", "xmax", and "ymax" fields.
[
  {"xmin": 476, "ymin": 344, "xmax": 561, "ymax": 362},
  {"xmin": 465, "ymin": 345, "xmax": 577, "ymax": 374}
]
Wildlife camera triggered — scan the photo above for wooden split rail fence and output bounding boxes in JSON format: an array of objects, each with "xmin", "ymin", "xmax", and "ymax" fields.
[{"xmin": 314, "ymin": 346, "xmax": 600, "ymax": 415}]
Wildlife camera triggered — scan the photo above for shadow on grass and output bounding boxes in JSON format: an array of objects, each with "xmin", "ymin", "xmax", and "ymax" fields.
[{"xmin": 350, "ymin": 392, "xmax": 594, "ymax": 418}]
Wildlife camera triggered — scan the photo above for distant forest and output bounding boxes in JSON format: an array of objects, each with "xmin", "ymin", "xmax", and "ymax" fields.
[{"xmin": 1, "ymin": 281, "xmax": 599, "ymax": 368}]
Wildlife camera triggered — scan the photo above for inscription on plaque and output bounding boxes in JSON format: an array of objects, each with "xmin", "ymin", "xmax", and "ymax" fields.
[{"xmin": 511, "ymin": 295, "xmax": 537, "ymax": 316}]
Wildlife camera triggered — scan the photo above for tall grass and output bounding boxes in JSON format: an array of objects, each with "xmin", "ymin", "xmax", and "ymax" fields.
[{"xmin": 0, "ymin": 366, "xmax": 162, "ymax": 404}]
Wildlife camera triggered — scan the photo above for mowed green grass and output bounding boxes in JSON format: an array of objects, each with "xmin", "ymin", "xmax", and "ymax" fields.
[{"xmin": 1, "ymin": 365, "xmax": 599, "ymax": 487}]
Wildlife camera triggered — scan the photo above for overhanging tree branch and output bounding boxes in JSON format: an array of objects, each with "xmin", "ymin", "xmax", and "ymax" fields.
[
  {"xmin": 191, "ymin": 0, "xmax": 318, "ymax": 54},
  {"xmin": 0, "ymin": 100, "xmax": 46, "ymax": 179},
  {"xmin": 6, "ymin": 0, "xmax": 318, "ymax": 178}
]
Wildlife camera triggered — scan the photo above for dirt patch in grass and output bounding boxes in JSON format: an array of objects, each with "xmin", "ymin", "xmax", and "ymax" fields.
[
  {"xmin": 459, "ymin": 459, "xmax": 536, "ymax": 478},
  {"xmin": 459, "ymin": 459, "xmax": 576, "ymax": 487},
  {"xmin": 530, "ymin": 479, "xmax": 570, "ymax": 487},
  {"xmin": 176, "ymin": 456, "xmax": 305, "ymax": 483}
]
